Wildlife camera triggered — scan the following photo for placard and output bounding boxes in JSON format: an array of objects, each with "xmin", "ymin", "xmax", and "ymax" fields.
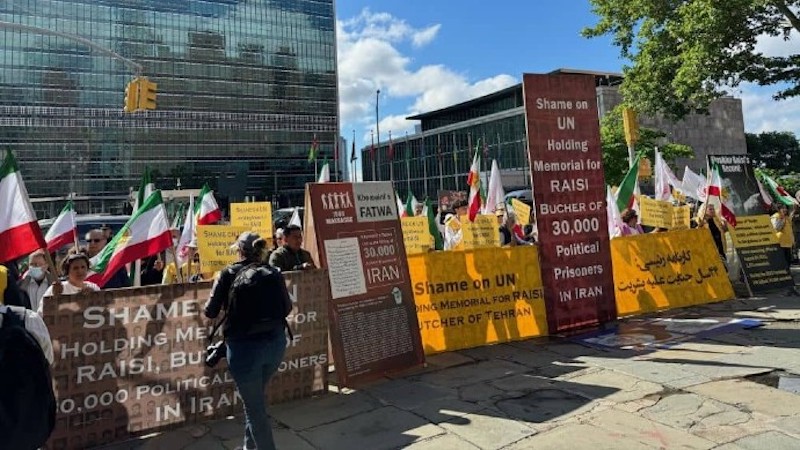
[
  {"xmin": 42, "ymin": 271, "xmax": 329, "ymax": 450},
  {"xmin": 195, "ymin": 225, "xmax": 249, "ymax": 272},
  {"xmin": 408, "ymin": 246, "xmax": 547, "ymax": 354},
  {"xmin": 510, "ymin": 199, "xmax": 531, "ymax": 226},
  {"xmin": 401, "ymin": 216, "xmax": 433, "ymax": 255},
  {"xmin": 639, "ymin": 196, "xmax": 674, "ymax": 229},
  {"xmin": 612, "ymin": 229, "xmax": 735, "ymax": 316},
  {"xmin": 304, "ymin": 182, "xmax": 424, "ymax": 386},
  {"xmin": 672, "ymin": 205, "xmax": 691, "ymax": 229},
  {"xmin": 523, "ymin": 73, "xmax": 616, "ymax": 333},
  {"xmin": 707, "ymin": 155, "xmax": 767, "ymax": 217},
  {"xmin": 230, "ymin": 202, "xmax": 273, "ymax": 239},
  {"xmin": 461, "ymin": 214, "xmax": 500, "ymax": 249},
  {"xmin": 730, "ymin": 215, "xmax": 794, "ymax": 292}
]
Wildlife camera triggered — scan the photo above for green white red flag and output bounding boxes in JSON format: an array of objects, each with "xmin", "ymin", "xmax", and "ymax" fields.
[
  {"xmin": 0, "ymin": 149, "xmax": 46, "ymax": 263},
  {"xmin": 88, "ymin": 190, "xmax": 172, "ymax": 287},
  {"xmin": 195, "ymin": 183, "xmax": 222, "ymax": 225},
  {"xmin": 466, "ymin": 149, "xmax": 482, "ymax": 221},
  {"xmin": 706, "ymin": 162, "xmax": 737, "ymax": 227},
  {"xmin": 45, "ymin": 200, "xmax": 77, "ymax": 252},
  {"xmin": 757, "ymin": 170, "xmax": 798, "ymax": 207},
  {"xmin": 615, "ymin": 154, "xmax": 640, "ymax": 213},
  {"xmin": 397, "ymin": 192, "xmax": 408, "ymax": 218}
]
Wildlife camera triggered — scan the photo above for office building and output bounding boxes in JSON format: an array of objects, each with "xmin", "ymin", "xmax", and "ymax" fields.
[{"xmin": 0, "ymin": 0, "xmax": 338, "ymax": 216}]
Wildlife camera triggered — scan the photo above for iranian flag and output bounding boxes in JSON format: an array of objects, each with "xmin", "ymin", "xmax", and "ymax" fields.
[
  {"xmin": 195, "ymin": 183, "xmax": 222, "ymax": 225},
  {"xmin": 758, "ymin": 170, "xmax": 799, "ymax": 206},
  {"xmin": 132, "ymin": 167, "xmax": 155, "ymax": 213},
  {"xmin": 88, "ymin": 190, "xmax": 173, "ymax": 288},
  {"xmin": 615, "ymin": 154, "xmax": 641, "ymax": 213},
  {"xmin": 466, "ymin": 149, "xmax": 482, "ymax": 221},
  {"xmin": 45, "ymin": 200, "xmax": 77, "ymax": 252},
  {"xmin": 0, "ymin": 150, "xmax": 46, "ymax": 263},
  {"xmin": 706, "ymin": 162, "xmax": 737, "ymax": 227},
  {"xmin": 405, "ymin": 192, "xmax": 419, "ymax": 216},
  {"xmin": 317, "ymin": 159, "xmax": 330, "ymax": 183},
  {"xmin": 397, "ymin": 193, "xmax": 408, "ymax": 218}
]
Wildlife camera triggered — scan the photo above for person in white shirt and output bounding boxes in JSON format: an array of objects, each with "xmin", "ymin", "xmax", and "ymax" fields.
[
  {"xmin": 18, "ymin": 249, "xmax": 57, "ymax": 313},
  {"xmin": 40, "ymin": 253, "xmax": 100, "ymax": 316},
  {"xmin": 0, "ymin": 304, "xmax": 54, "ymax": 364},
  {"xmin": 444, "ymin": 200, "xmax": 468, "ymax": 250}
]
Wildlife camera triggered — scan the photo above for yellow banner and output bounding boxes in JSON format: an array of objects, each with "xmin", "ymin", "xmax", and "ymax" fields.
[
  {"xmin": 672, "ymin": 205, "xmax": 691, "ymax": 229},
  {"xmin": 230, "ymin": 202, "xmax": 273, "ymax": 238},
  {"xmin": 639, "ymin": 196, "xmax": 673, "ymax": 229},
  {"xmin": 612, "ymin": 228, "xmax": 734, "ymax": 316},
  {"xmin": 730, "ymin": 215, "xmax": 779, "ymax": 248},
  {"xmin": 196, "ymin": 225, "xmax": 250, "ymax": 272},
  {"xmin": 401, "ymin": 216, "xmax": 433, "ymax": 255},
  {"xmin": 511, "ymin": 199, "xmax": 531, "ymax": 226},
  {"xmin": 461, "ymin": 214, "xmax": 500, "ymax": 249},
  {"xmin": 408, "ymin": 246, "xmax": 547, "ymax": 354}
]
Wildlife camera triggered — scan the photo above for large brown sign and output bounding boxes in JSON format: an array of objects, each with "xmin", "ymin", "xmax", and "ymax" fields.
[
  {"xmin": 523, "ymin": 73, "xmax": 616, "ymax": 332},
  {"xmin": 304, "ymin": 182, "xmax": 424, "ymax": 386},
  {"xmin": 42, "ymin": 270, "xmax": 329, "ymax": 450}
]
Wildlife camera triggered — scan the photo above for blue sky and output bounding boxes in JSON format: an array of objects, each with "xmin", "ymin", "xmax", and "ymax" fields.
[{"xmin": 336, "ymin": 1, "xmax": 800, "ymax": 177}]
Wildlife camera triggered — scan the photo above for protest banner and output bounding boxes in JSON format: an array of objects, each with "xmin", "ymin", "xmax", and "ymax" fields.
[
  {"xmin": 639, "ymin": 196, "xmax": 673, "ymax": 229},
  {"xmin": 523, "ymin": 73, "xmax": 616, "ymax": 332},
  {"xmin": 401, "ymin": 216, "xmax": 433, "ymax": 255},
  {"xmin": 730, "ymin": 215, "xmax": 794, "ymax": 293},
  {"xmin": 230, "ymin": 201, "xmax": 273, "ymax": 239},
  {"xmin": 42, "ymin": 270, "xmax": 329, "ymax": 450},
  {"xmin": 510, "ymin": 199, "xmax": 531, "ymax": 226},
  {"xmin": 461, "ymin": 214, "xmax": 500, "ymax": 249},
  {"xmin": 707, "ymin": 155, "xmax": 766, "ymax": 216},
  {"xmin": 304, "ymin": 182, "xmax": 424, "ymax": 386},
  {"xmin": 195, "ymin": 225, "xmax": 249, "ymax": 272},
  {"xmin": 408, "ymin": 246, "xmax": 547, "ymax": 354},
  {"xmin": 672, "ymin": 205, "xmax": 691, "ymax": 229},
  {"xmin": 612, "ymin": 229, "xmax": 734, "ymax": 316}
]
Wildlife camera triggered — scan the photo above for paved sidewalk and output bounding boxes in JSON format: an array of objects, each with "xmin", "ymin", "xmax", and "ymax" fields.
[{"xmin": 100, "ymin": 291, "xmax": 800, "ymax": 450}]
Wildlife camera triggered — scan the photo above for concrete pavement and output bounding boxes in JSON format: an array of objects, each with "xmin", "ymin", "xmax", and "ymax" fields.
[{"xmin": 99, "ymin": 290, "xmax": 800, "ymax": 450}]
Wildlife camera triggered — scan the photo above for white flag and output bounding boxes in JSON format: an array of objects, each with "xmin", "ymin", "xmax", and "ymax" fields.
[
  {"xmin": 607, "ymin": 185, "xmax": 623, "ymax": 238},
  {"xmin": 680, "ymin": 166, "xmax": 706, "ymax": 201},
  {"xmin": 289, "ymin": 207, "xmax": 302, "ymax": 228},
  {"xmin": 483, "ymin": 160, "xmax": 506, "ymax": 214},
  {"xmin": 654, "ymin": 149, "xmax": 681, "ymax": 201},
  {"xmin": 176, "ymin": 196, "xmax": 195, "ymax": 266}
]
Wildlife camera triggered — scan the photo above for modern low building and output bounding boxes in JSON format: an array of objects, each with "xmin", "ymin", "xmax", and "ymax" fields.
[
  {"xmin": 0, "ymin": 0, "xmax": 338, "ymax": 217},
  {"xmin": 362, "ymin": 69, "xmax": 747, "ymax": 204}
]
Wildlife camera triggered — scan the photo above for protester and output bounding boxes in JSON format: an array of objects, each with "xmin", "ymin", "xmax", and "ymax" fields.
[
  {"xmin": 140, "ymin": 254, "xmax": 165, "ymax": 286},
  {"xmin": 696, "ymin": 204, "xmax": 728, "ymax": 260},
  {"xmin": 1, "ymin": 263, "xmax": 31, "ymax": 309},
  {"xmin": 86, "ymin": 229, "xmax": 131, "ymax": 289},
  {"xmin": 163, "ymin": 241, "xmax": 213, "ymax": 283},
  {"xmin": 268, "ymin": 225, "xmax": 315, "ymax": 272},
  {"xmin": 205, "ymin": 232, "xmax": 289, "ymax": 450},
  {"xmin": 18, "ymin": 249, "xmax": 57, "ymax": 312},
  {"xmin": 771, "ymin": 203, "xmax": 796, "ymax": 266},
  {"xmin": 614, "ymin": 209, "xmax": 644, "ymax": 237},
  {"xmin": 444, "ymin": 200, "xmax": 468, "ymax": 250},
  {"xmin": 41, "ymin": 252, "xmax": 100, "ymax": 314}
]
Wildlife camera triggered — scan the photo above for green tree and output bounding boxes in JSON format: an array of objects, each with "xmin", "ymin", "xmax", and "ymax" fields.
[
  {"xmin": 601, "ymin": 106, "xmax": 694, "ymax": 185},
  {"xmin": 746, "ymin": 131, "xmax": 800, "ymax": 171},
  {"xmin": 584, "ymin": 0, "xmax": 800, "ymax": 118}
]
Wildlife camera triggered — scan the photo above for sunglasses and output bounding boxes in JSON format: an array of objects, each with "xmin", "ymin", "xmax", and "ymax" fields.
[{"xmin": 89, "ymin": 239, "xmax": 104, "ymax": 243}]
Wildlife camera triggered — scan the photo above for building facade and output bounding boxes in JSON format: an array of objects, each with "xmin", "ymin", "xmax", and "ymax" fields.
[
  {"xmin": 362, "ymin": 69, "xmax": 747, "ymax": 206},
  {"xmin": 0, "ymin": 0, "xmax": 338, "ymax": 216}
]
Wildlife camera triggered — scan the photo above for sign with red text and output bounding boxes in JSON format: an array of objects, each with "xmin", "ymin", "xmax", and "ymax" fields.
[
  {"xmin": 304, "ymin": 182, "xmax": 424, "ymax": 386},
  {"xmin": 523, "ymin": 73, "xmax": 616, "ymax": 332}
]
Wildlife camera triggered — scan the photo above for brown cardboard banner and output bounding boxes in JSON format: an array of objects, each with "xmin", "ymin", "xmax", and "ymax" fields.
[
  {"xmin": 523, "ymin": 73, "xmax": 616, "ymax": 333},
  {"xmin": 304, "ymin": 182, "xmax": 424, "ymax": 386},
  {"xmin": 42, "ymin": 270, "xmax": 329, "ymax": 450}
]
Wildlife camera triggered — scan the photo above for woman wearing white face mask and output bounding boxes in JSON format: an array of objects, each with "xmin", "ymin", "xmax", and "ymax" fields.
[{"xmin": 18, "ymin": 249, "xmax": 57, "ymax": 312}]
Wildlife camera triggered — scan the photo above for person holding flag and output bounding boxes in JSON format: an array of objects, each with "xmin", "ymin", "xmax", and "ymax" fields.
[
  {"xmin": 771, "ymin": 203, "xmax": 796, "ymax": 266},
  {"xmin": 696, "ymin": 204, "xmax": 728, "ymax": 262}
]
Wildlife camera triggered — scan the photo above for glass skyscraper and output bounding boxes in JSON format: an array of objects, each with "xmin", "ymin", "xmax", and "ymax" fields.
[{"xmin": 0, "ymin": 0, "xmax": 338, "ymax": 215}]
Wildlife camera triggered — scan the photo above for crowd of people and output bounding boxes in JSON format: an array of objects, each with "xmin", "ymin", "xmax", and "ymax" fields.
[{"xmin": 437, "ymin": 199, "xmax": 538, "ymax": 251}]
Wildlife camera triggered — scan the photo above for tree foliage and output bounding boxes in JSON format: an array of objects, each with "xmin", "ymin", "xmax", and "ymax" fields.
[
  {"xmin": 746, "ymin": 131, "xmax": 800, "ymax": 170},
  {"xmin": 601, "ymin": 106, "xmax": 694, "ymax": 185},
  {"xmin": 584, "ymin": 0, "xmax": 800, "ymax": 118}
]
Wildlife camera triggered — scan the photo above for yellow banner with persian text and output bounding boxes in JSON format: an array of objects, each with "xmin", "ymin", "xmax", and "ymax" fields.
[
  {"xmin": 639, "ymin": 196, "xmax": 673, "ymax": 229},
  {"xmin": 612, "ymin": 228, "xmax": 734, "ymax": 316},
  {"xmin": 401, "ymin": 216, "xmax": 433, "ymax": 255},
  {"xmin": 196, "ymin": 225, "xmax": 250, "ymax": 272},
  {"xmin": 230, "ymin": 202, "xmax": 273, "ymax": 239},
  {"xmin": 408, "ymin": 246, "xmax": 547, "ymax": 354},
  {"xmin": 461, "ymin": 214, "xmax": 500, "ymax": 249}
]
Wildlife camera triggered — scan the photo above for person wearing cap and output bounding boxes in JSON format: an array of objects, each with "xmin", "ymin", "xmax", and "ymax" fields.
[
  {"xmin": 268, "ymin": 224, "xmax": 315, "ymax": 272},
  {"xmin": 205, "ymin": 231, "xmax": 287, "ymax": 450},
  {"xmin": 443, "ymin": 199, "xmax": 468, "ymax": 251},
  {"xmin": 162, "ymin": 240, "xmax": 213, "ymax": 284}
]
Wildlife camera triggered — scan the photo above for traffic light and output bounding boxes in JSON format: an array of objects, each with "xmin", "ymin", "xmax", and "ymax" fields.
[
  {"xmin": 138, "ymin": 77, "xmax": 157, "ymax": 110},
  {"xmin": 622, "ymin": 107, "xmax": 639, "ymax": 147},
  {"xmin": 123, "ymin": 78, "xmax": 140, "ymax": 113}
]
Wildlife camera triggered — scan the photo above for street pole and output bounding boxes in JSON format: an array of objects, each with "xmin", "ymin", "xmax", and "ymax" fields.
[{"xmin": 376, "ymin": 89, "xmax": 381, "ymax": 181}]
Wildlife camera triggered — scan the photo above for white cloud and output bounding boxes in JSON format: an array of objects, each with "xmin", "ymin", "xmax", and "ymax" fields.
[
  {"xmin": 337, "ymin": 9, "xmax": 518, "ymax": 143},
  {"xmin": 740, "ymin": 84, "xmax": 800, "ymax": 137},
  {"xmin": 755, "ymin": 29, "xmax": 798, "ymax": 57}
]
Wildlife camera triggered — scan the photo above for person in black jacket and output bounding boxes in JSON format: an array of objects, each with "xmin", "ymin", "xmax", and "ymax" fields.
[
  {"xmin": 204, "ymin": 232, "xmax": 288, "ymax": 450},
  {"xmin": 1, "ymin": 263, "xmax": 31, "ymax": 309}
]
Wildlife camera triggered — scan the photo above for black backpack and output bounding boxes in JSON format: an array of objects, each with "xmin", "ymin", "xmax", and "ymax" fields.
[
  {"xmin": 227, "ymin": 263, "xmax": 293, "ymax": 337},
  {"xmin": 0, "ymin": 306, "xmax": 56, "ymax": 450}
]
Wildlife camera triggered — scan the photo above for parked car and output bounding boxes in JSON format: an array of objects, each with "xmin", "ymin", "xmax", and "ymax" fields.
[
  {"xmin": 505, "ymin": 189, "xmax": 534, "ymax": 206},
  {"xmin": 272, "ymin": 207, "xmax": 304, "ymax": 230}
]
